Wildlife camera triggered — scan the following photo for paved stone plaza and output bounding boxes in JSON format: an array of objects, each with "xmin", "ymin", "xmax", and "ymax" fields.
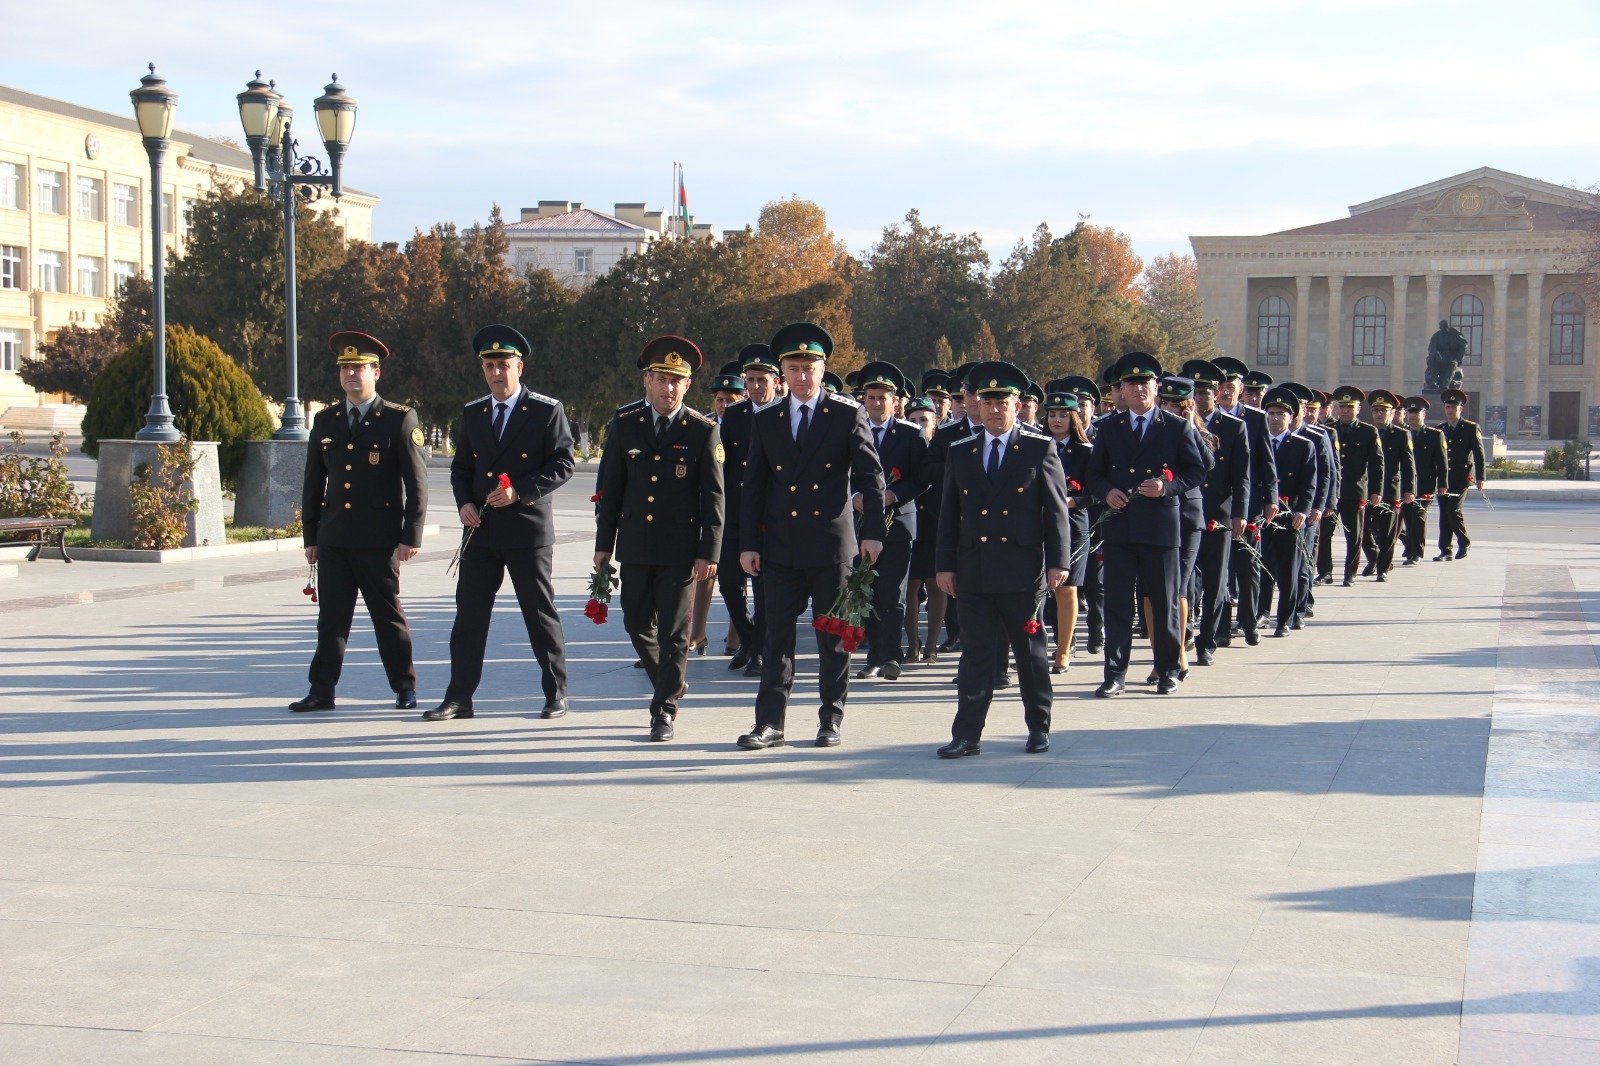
[{"xmin": 1, "ymin": 469, "xmax": 1596, "ymax": 1064}]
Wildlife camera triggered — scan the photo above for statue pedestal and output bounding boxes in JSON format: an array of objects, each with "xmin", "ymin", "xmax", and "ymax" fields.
[
  {"xmin": 91, "ymin": 440, "xmax": 226, "ymax": 547},
  {"xmin": 234, "ymin": 439, "xmax": 307, "ymax": 529}
]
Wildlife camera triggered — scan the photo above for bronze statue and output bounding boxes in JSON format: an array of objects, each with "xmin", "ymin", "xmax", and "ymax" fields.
[{"xmin": 1425, "ymin": 320, "xmax": 1466, "ymax": 393}]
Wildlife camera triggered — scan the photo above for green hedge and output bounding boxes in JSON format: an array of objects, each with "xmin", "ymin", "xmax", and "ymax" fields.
[{"xmin": 82, "ymin": 326, "xmax": 274, "ymax": 484}]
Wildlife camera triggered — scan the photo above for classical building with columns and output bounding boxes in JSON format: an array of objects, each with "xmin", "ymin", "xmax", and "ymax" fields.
[{"xmin": 1192, "ymin": 167, "xmax": 1599, "ymax": 441}]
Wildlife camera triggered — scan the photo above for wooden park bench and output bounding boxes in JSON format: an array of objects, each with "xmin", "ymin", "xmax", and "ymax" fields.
[{"xmin": 0, "ymin": 516, "xmax": 75, "ymax": 562}]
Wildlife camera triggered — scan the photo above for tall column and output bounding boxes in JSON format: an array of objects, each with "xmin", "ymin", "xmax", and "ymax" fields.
[
  {"xmin": 1423, "ymin": 272, "xmax": 1442, "ymax": 345},
  {"xmin": 1522, "ymin": 272, "xmax": 1544, "ymax": 435},
  {"xmin": 1390, "ymin": 274, "xmax": 1409, "ymax": 392},
  {"xmin": 1488, "ymin": 271, "xmax": 1511, "ymax": 415},
  {"xmin": 1325, "ymin": 273, "xmax": 1345, "ymax": 387},
  {"xmin": 1293, "ymin": 274, "xmax": 1312, "ymax": 386}
]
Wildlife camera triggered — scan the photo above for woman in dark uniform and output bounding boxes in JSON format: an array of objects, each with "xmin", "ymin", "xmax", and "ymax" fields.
[
  {"xmin": 1150, "ymin": 377, "xmax": 1216, "ymax": 683},
  {"xmin": 902, "ymin": 397, "xmax": 944, "ymax": 664},
  {"xmin": 1043, "ymin": 390, "xmax": 1093, "ymax": 673}
]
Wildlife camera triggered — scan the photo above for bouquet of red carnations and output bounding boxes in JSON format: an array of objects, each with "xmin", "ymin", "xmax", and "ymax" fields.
[
  {"xmin": 584, "ymin": 558, "xmax": 618, "ymax": 625},
  {"xmin": 814, "ymin": 556, "xmax": 876, "ymax": 653}
]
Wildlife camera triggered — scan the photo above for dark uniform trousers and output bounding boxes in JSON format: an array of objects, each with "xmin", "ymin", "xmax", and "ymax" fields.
[
  {"xmin": 951, "ymin": 590, "xmax": 1051, "ymax": 740},
  {"xmin": 623, "ymin": 562, "xmax": 695, "ymax": 718},
  {"xmin": 1402, "ymin": 499, "xmax": 1426, "ymax": 559},
  {"xmin": 754, "ymin": 559, "xmax": 852, "ymax": 731},
  {"xmin": 866, "ymin": 522, "xmax": 914, "ymax": 665},
  {"xmin": 309, "ymin": 548, "xmax": 415, "ymax": 697},
  {"xmin": 1194, "ymin": 526, "xmax": 1231, "ymax": 656},
  {"xmin": 717, "ymin": 542, "xmax": 762, "ymax": 659},
  {"xmin": 1223, "ymin": 530, "xmax": 1263, "ymax": 640},
  {"xmin": 446, "ymin": 544, "xmax": 567, "ymax": 704},
  {"xmin": 1104, "ymin": 543, "xmax": 1181, "ymax": 678},
  {"xmin": 1317, "ymin": 510, "xmax": 1338, "ymax": 580},
  {"xmin": 1262, "ymin": 521, "xmax": 1305, "ymax": 627},
  {"xmin": 1438, "ymin": 493, "xmax": 1468, "ymax": 553},
  {"xmin": 1365, "ymin": 502, "xmax": 1401, "ymax": 574},
  {"xmin": 1337, "ymin": 497, "xmax": 1368, "ymax": 580}
]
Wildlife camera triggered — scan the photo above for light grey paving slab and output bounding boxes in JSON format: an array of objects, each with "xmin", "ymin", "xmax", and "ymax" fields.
[{"xmin": 0, "ymin": 1024, "xmax": 528, "ymax": 1066}]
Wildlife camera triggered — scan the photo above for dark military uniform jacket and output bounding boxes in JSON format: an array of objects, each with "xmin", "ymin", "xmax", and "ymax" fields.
[
  {"xmin": 1083, "ymin": 408, "xmax": 1212, "ymax": 548},
  {"xmin": 1333, "ymin": 419, "xmax": 1384, "ymax": 502},
  {"xmin": 1200, "ymin": 409, "xmax": 1251, "ymax": 526},
  {"xmin": 1270, "ymin": 432, "xmax": 1318, "ymax": 517},
  {"xmin": 1218, "ymin": 402, "xmax": 1278, "ymax": 518},
  {"xmin": 302, "ymin": 394, "xmax": 427, "ymax": 551},
  {"xmin": 594, "ymin": 403, "xmax": 724, "ymax": 566},
  {"xmin": 866, "ymin": 417, "xmax": 931, "ymax": 539},
  {"xmin": 1298, "ymin": 423, "xmax": 1339, "ymax": 513},
  {"xmin": 449, "ymin": 385, "xmax": 575, "ymax": 549},
  {"xmin": 1376, "ymin": 422, "xmax": 1416, "ymax": 501},
  {"xmin": 936, "ymin": 425, "xmax": 1070, "ymax": 594},
  {"xmin": 717, "ymin": 397, "xmax": 759, "ymax": 544},
  {"xmin": 741, "ymin": 392, "xmax": 884, "ymax": 569},
  {"xmin": 1440, "ymin": 419, "xmax": 1486, "ymax": 493},
  {"xmin": 1410, "ymin": 424, "xmax": 1448, "ymax": 497}
]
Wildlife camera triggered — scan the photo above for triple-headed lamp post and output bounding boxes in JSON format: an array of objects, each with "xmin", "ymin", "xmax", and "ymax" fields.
[
  {"xmin": 237, "ymin": 72, "xmax": 357, "ymax": 441},
  {"xmin": 129, "ymin": 64, "xmax": 180, "ymax": 442}
]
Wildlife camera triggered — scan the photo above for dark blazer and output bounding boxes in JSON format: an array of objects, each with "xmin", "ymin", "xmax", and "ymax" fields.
[
  {"xmin": 1411, "ymin": 424, "xmax": 1448, "ymax": 497},
  {"xmin": 1298, "ymin": 423, "xmax": 1339, "ymax": 512},
  {"xmin": 868, "ymin": 418, "xmax": 931, "ymax": 538},
  {"xmin": 450, "ymin": 385, "xmax": 575, "ymax": 549},
  {"xmin": 1057, "ymin": 436, "xmax": 1095, "ymax": 542},
  {"xmin": 1377, "ymin": 422, "xmax": 1416, "ymax": 501},
  {"xmin": 936, "ymin": 426, "xmax": 1070, "ymax": 594},
  {"xmin": 741, "ymin": 392, "xmax": 885, "ymax": 569},
  {"xmin": 1440, "ymin": 419, "xmax": 1485, "ymax": 492},
  {"xmin": 1219, "ymin": 403, "xmax": 1278, "ymax": 517},
  {"xmin": 1083, "ymin": 408, "xmax": 1211, "ymax": 548},
  {"xmin": 716, "ymin": 398, "xmax": 757, "ymax": 539},
  {"xmin": 595, "ymin": 404, "xmax": 723, "ymax": 565},
  {"xmin": 302, "ymin": 394, "xmax": 428, "ymax": 551},
  {"xmin": 1201, "ymin": 409, "xmax": 1251, "ymax": 526},
  {"xmin": 1333, "ymin": 419, "xmax": 1385, "ymax": 502},
  {"xmin": 1271, "ymin": 433, "xmax": 1318, "ymax": 516}
]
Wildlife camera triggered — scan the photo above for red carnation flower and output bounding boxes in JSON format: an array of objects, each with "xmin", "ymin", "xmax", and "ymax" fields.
[
  {"xmin": 589, "ymin": 491, "xmax": 602, "ymax": 503},
  {"xmin": 1068, "ymin": 479, "xmax": 1082, "ymax": 492},
  {"xmin": 1206, "ymin": 520, "xmax": 1219, "ymax": 532},
  {"xmin": 1358, "ymin": 499, "xmax": 1368, "ymax": 510},
  {"xmin": 1246, "ymin": 523, "xmax": 1259, "ymax": 535},
  {"xmin": 890, "ymin": 467, "xmax": 902, "ymax": 482},
  {"xmin": 1279, "ymin": 495, "xmax": 1290, "ymax": 505},
  {"xmin": 1162, "ymin": 467, "xmax": 1174, "ymax": 482},
  {"xmin": 1024, "ymin": 619, "xmax": 1041, "ymax": 635},
  {"xmin": 498, "ymin": 473, "xmax": 512, "ymax": 490}
]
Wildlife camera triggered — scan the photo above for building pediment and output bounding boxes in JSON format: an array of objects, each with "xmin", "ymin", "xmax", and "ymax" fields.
[
  {"xmin": 1406, "ymin": 183, "xmax": 1532, "ymax": 233},
  {"xmin": 1269, "ymin": 167, "xmax": 1600, "ymax": 238}
]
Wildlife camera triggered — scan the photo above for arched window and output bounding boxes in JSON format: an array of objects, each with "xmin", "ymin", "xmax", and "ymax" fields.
[
  {"xmin": 1449, "ymin": 294, "xmax": 1484, "ymax": 367},
  {"xmin": 1352, "ymin": 295, "xmax": 1386, "ymax": 366},
  {"xmin": 1256, "ymin": 296, "xmax": 1291, "ymax": 366},
  {"xmin": 1551, "ymin": 293, "xmax": 1585, "ymax": 365}
]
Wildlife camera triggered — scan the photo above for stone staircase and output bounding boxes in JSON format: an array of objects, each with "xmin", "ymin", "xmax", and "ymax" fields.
[{"xmin": 0, "ymin": 404, "xmax": 85, "ymax": 434}]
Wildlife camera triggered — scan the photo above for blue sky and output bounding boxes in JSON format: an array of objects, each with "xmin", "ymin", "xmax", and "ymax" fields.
[{"xmin": 10, "ymin": 0, "xmax": 1600, "ymax": 269}]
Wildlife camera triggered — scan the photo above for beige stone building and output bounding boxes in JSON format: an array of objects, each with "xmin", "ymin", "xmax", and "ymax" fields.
[
  {"xmin": 504, "ymin": 200, "xmax": 717, "ymax": 290},
  {"xmin": 1192, "ymin": 167, "xmax": 1599, "ymax": 441},
  {"xmin": 0, "ymin": 82, "xmax": 378, "ymax": 415}
]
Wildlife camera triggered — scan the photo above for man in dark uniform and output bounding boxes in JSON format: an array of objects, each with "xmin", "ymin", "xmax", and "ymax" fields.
[
  {"xmin": 716, "ymin": 344, "xmax": 780, "ymax": 677},
  {"xmin": 922, "ymin": 369, "xmax": 952, "ymax": 424},
  {"xmin": 1329, "ymin": 385, "xmax": 1384, "ymax": 587},
  {"xmin": 291, "ymin": 330, "xmax": 428, "ymax": 713},
  {"xmin": 1182, "ymin": 359, "xmax": 1249, "ymax": 664},
  {"xmin": 427, "ymin": 324, "xmax": 575, "ymax": 721},
  {"xmin": 930, "ymin": 363, "xmax": 985, "ymax": 655},
  {"xmin": 934, "ymin": 361, "xmax": 1069, "ymax": 758},
  {"xmin": 1362, "ymin": 389, "xmax": 1415, "ymax": 581},
  {"xmin": 1437, "ymin": 388, "xmax": 1485, "ymax": 560},
  {"xmin": 1309, "ymin": 390, "xmax": 1342, "ymax": 584},
  {"xmin": 1260, "ymin": 388, "xmax": 1318, "ymax": 638},
  {"xmin": 1084, "ymin": 351, "xmax": 1210, "ymax": 696},
  {"xmin": 595, "ymin": 336, "xmax": 724, "ymax": 741},
  {"xmin": 1289, "ymin": 383, "xmax": 1337, "ymax": 623},
  {"xmin": 1403, "ymin": 396, "xmax": 1447, "ymax": 564},
  {"xmin": 1059, "ymin": 375, "xmax": 1106, "ymax": 652},
  {"xmin": 854, "ymin": 360, "xmax": 930, "ymax": 681},
  {"xmin": 737, "ymin": 323, "xmax": 884, "ymax": 749},
  {"xmin": 1212, "ymin": 357, "xmax": 1277, "ymax": 644},
  {"xmin": 1241, "ymin": 370, "xmax": 1272, "ymax": 410}
]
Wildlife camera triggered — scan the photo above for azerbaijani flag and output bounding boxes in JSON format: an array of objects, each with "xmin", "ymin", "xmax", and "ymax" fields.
[{"xmin": 677, "ymin": 166, "xmax": 690, "ymax": 229}]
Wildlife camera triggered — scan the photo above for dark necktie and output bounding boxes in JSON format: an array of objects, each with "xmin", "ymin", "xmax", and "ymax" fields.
[
  {"xmin": 349, "ymin": 406, "xmax": 361, "ymax": 433},
  {"xmin": 655, "ymin": 414, "xmax": 669, "ymax": 441},
  {"xmin": 987, "ymin": 437, "xmax": 1002, "ymax": 477},
  {"xmin": 873, "ymin": 425, "xmax": 884, "ymax": 451},
  {"xmin": 795, "ymin": 403, "xmax": 810, "ymax": 446},
  {"xmin": 492, "ymin": 402, "xmax": 508, "ymax": 440},
  {"xmin": 1133, "ymin": 414, "xmax": 1145, "ymax": 440}
]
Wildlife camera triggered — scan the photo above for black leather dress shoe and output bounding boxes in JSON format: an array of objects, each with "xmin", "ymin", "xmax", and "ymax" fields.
[
  {"xmin": 1360, "ymin": 562, "xmax": 1376, "ymax": 577},
  {"xmin": 288, "ymin": 694, "xmax": 335, "ymax": 712},
  {"xmin": 632, "ymin": 659, "xmax": 646, "ymax": 669},
  {"xmin": 742, "ymin": 655, "xmax": 763, "ymax": 678},
  {"xmin": 1156, "ymin": 675, "xmax": 1179, "ymax": 695},
  {"xmin": 541, "ymin": 698, "xmax": 568, "ymax": 719},
  {"xmin": 737, "ymin": 725, "xmax": 784, "ymax": 749},
  {"xmin": 855, "ymin": 664, "xmax": 882, "ymax": 679},
  {"xmin": 1455, "ymin": 546, "xmax": 1469, "ymax": 559},
  {"xmin": 1289, "ymin": 617, "xmax": 1303, "ymax": 630},
  {"xmin": 938, "ymin": 636, "xmax": 962, "ymax": 653},
  {"xmin": 649, "ymin": 716, "xmax": 674, "ymax": 742},
  {"xmin": 423, "ymin": 700, "xmax": 472, "ymax": 721},
  {"xmin": 394, "ymin": 689, "xmax": 417, "ymax": 710},
  {"xmin": 1375, "ymin": 573, "xmax": 1387, "ymax": 583},
  {"xmin": 1342, "ymin": 577, "xmax": 1355, "ymax": 587},
  {"xmin": 1245, "ymin": 632, "xmax": 1261, "ymax": 647},
  {"xmin": 1434, "ymin": 551, "xmax": 1451, "ymax": 561},
  {"xmin": 1025, "ymin": 731, "xmax": 1050, "ymax": 754},
  {"xmin": 729, "ymin": 648, "xmax": 751, "ymax": 671},
  {"xmin": 995, "ymin": 671, "xmax": 1014, "ymax": 689},
  {"xmin": 815, "ymin": 724, "xmax": 841, "ymax": 747},
  {"xmin": 880, "ymin": 661, "xmax": 901, "ymax": 681},
  {"xmin": 1272, "ymin": 626, "xmax": 1288, "ymax": 638},
  {"xmin": 1195, "ymin": 650, "xmax": 1214, "ymax": 666},
  {"xmin": 937, "ymin": 737, "xmax": 981, "ymax": 758},
  {"xmin": 1095, "ymin": 679, "xmax": 1125, "ymax": 698},
  {"xmin": 1402, "ymin": 557, "xmax": 1418, "ymax": 567},
  {"xmin": 1086, "ymin": 641, "xmax": 1103, "ymax": 654}
]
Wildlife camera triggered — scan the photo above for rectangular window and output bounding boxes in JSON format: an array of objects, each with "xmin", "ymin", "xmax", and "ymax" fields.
[
  {"xmin": 573, "ymin": 248, "xmax": 593, "ymax": 275},
  {"xmin": 0, "ymin": 245, "xmax": 22, "ymax": 290},
  {"xmin": 181, "ymin": 197, "xmax": 197, "ymax": 234},
  {"xmin": 162, "ymin": 192, "xmax": 174, "ymax": 234},
  {"xmin": 112, "ymin": 182, "xmax": 138, "ymax": 226},
  {"xmin": 76, "ymin": 176, "xmax": 103, "ymax": 220},
  {"xmin": 112, "ymin": 260, "xmax": 137, "ymax": 291},
  {"xmin": 36, "ymin": 169, "xmax": 64, "ymax": 214},
  {"xmin": 36, "ymin": 250, "xmax": 63, "ymax": 292},
  {"xmin": 0, "ymin": 161, "xmax": 22, "ymax": 210},
  {"xmin": 0, "ymin": 329, "xmax": 22, "ymax": 372},
  {"xmin": 76, "ymin": 255, "xmax": 102, "ymax": 297}
]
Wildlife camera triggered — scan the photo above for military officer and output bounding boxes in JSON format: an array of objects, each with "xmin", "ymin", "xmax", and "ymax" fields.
[
  {"xmin": 1060, "ymin": 375, "xmax": 1106, "ymax": 651},
  {"xmin": 1403, "ymin": 396, "xmax": 1447, "ymax": 564},
  {"xmin": 737, "ymin": 323, "xmax": 884, "ymax": 750},
  {"xmin": 1289, "ymin": 382, "xmax": 1338, "ymax": 624},
  {"xmin": 1212, "ymin": 357, "xmax": 1277, "ymax": 643},
  {"xmin": 922, "ymin": 369, "xmax": 953, "ymax": 424},
  {"xmin": 718, "ymin": 342, "xmax": 781, "ymax": 677},
  {"xmin": 854, "ymin": 360, "xmax": 930, "ymax": 681},
  {"xmin": 1329, "ymin": 385, "xmax": 1385, "ymax": 587},
  {"xmin": 594, "ymin": 336, "xmax": 724, "ymax": 741},
  {"xmin": 291, "ymin": 330, "xmax": 428, "ymax": 713},
  {"xmin": 1260, "ymin": 388, "xmax": 1318, "ymax": 638},
  {"xmin": 1083, "ymin": 351, "xmax": 1211, "ymax": 696},
  {"xmin": 1241, "ymin": 370, "xmax": 1272, "ymax": 409},
  {"xmin": 935, "ymin": 361, "xmax": 1069, "ymax": 757},
  {"xmin": 1437, "ymin": 388, "xmax": 1485, "ymax": 560},
  {"xmin": 1182, "ymin": 359, "xmax": 1249, "ymax": 664},
  {"xmin": 1363, "ymin": 389, "xmax": 1415, "ymax": 581},
  {"xmin": 428, "ymin": 324, "xmax": 575, "ymax": 721}
]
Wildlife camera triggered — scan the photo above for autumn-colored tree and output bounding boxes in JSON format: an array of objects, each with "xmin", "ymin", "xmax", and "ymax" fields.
[
  {"xmin": 852, "ymin": 209, "xmax": 989, "ymax": 377},
  {"xmin": 1142, "ymin": 254, "xmax": 1220, "ymax": 366},
  {"xmin": 1073, "ymin": 222, "xmax": 1143, "ymax": 302},
  {"xmin": 749, "ymin": 196, "xmax": 850, "ymax": 293},
  {"xmin": 988, "ymin": 225, "xmax": 1099, "ymax": 383},
  {"xmin": 18, "ymin": 274, "xmax": 152, "ymax": 402},
  {"xmin": 962, "ymin": 319, "xmax": 1002, "ymax": 364},
  {"xmin": 931, "ymin": 336, "xmax": 955, "ymax": 371}
]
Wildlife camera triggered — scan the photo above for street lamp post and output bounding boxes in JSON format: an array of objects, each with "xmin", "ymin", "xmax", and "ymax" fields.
[
  {"xmin": 130, "ymin": 64, "xmax": 179, "ymax": 442},
  {"xmin": 238, "ymin": 73, "xmax": 357, "ymax": 442}
]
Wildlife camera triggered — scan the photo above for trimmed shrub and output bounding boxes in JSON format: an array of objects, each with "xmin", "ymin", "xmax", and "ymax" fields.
[{"xmin": 82, "ymin": 326, "xmax": 273, "ymax": 484}]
